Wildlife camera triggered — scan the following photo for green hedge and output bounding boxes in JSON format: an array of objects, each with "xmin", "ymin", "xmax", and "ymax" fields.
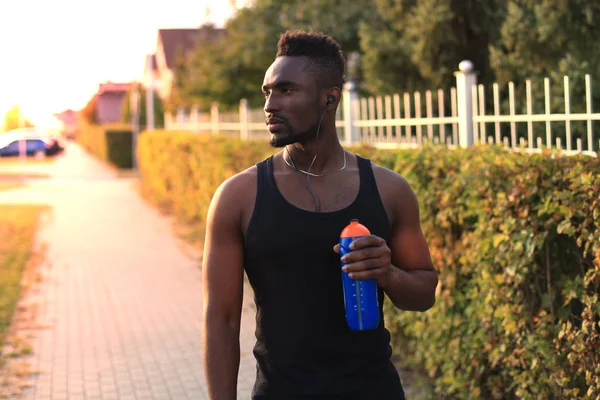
[
  {"xmin": 139, "ymin": 131, "xmax": 600, "ymax": 399},
  {"xmin": 382, "ymin": 147, "xmax": 600, "ymax": 399},
  {"xmin": 77, "ymin": 122, "xmax": 133, "ymax": 169},
  {"xmin": 138, "ymin": 132, "xmax": 273, "ymax": 228}
]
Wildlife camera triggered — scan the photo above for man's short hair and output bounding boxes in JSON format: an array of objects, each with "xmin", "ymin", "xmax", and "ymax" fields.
[{"xmin": 276, "ymin": 30, "xmax": 345, "ymax": 89}]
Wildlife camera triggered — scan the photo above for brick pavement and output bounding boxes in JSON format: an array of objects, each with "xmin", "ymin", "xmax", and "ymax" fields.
[{"xmin": 0, "ymin": 143, "xmax": 258, "ymax": 399}]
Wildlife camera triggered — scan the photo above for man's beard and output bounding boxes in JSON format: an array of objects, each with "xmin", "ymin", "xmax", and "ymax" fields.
[{"xmin": 269, "ymin": 118, "xmax": 319, "ymax": 148}]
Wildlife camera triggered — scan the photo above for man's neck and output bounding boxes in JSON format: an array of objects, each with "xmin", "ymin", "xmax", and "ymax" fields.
[{"xmin": 284, "ymin": 131, "xmax": 345, "ymax": 174}]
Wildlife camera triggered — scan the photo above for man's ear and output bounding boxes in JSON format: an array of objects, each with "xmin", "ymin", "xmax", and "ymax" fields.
[{"xmin": 325, "ymin": 87, "xmax": 342, "ymax": 110}]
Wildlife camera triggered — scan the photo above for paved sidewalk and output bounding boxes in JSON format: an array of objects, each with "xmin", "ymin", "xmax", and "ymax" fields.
[{"xmin": 0, "ymin": 143, "xmax": 257, "ymax": 399}]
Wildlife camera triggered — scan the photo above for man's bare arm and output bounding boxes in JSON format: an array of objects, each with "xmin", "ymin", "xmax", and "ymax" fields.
[
  {"xmin": 202, "ymin": 177, "xmax": 246, "ymax": 400},
  {"xmin": 337, "ymin": 173, "xmax": 438, "ymax": 312},
  {"xmin": 381, "ymin": 176, "xmax": 437, "ymax": 311}
]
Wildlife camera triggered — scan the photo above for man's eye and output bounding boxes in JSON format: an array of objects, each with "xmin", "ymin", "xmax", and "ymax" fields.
[
  {"xmin": 263, "ymin": 91, "xmax": 270, "ymax": 98},
  {"xmin": 283, "ymin": 88, "xmax": 292, "ymax": 93}
]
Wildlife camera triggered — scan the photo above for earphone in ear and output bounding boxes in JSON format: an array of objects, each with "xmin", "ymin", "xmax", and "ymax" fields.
[{"xmin": 327, "ymin": 96, "xmax": 335, "ymax": 106}]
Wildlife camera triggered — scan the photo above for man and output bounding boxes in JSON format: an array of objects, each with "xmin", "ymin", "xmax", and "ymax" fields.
[{"xmin": 202, "ymin": 30, "xmax": 438, "ymax": 399}]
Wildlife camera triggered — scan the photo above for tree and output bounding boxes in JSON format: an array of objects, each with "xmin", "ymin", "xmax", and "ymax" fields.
[
  {"xmin": 80, "ymin": 95, "xmax": 98, "ymax": 125},
  {"xmin": 490, "ymin": 0, "xmax": 600, "ymax": 87},
  {"xmin": 167, "ymin": 49, "xmax": 192, "ymax": 112},
  {"xmin": 172, "ymin": 0, "xmax": 374, "ymax": 111},
  {"xmin": 488, "ymin": 0, "xmax": 600, "ymax": 148},
  {"xmin": 2, "ymin": 105, "xmax": 34, "ymax": 131},
  {"xmin": 358, "ymin": 0, "xmax": 506, "ymax": 95},
  {"xmin": 357, "ymin": 3, "xmax": 426, "ymax": 96},
  {"xmin": 275, "ymin": 0, "xmax": 374, "ymax": 54},
  {"xmin": 170, "ymin": 12, "xmax": 283, "ymax": 111},
  {"xmin": 171, "ymin": 0, "xmax": 598, "ymax": 133},
  {"xmin": 121, "ymin": 83, "xmax": 165, "ymax": 129}
]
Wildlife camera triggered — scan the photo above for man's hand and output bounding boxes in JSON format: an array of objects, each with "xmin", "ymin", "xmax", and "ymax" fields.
[{"xmin": 333, "ymin": 235, "xmax": 394, "ymax": 288}]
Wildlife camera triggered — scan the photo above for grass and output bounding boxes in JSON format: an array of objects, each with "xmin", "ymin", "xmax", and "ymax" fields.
[
  {"xmin": 0, "ymin": 173, "xmax": 49, "ymax": 180},
  {"xmin": 0, "ymin": 157, "xmax": 55, "ymax": 165},
  {"xmin": 0, "ymin": 183, "xmax": 24, "ymax": 192},
  {"xmin": 0, "ymin": 205, "xmax": 46, "ymax": 353}
]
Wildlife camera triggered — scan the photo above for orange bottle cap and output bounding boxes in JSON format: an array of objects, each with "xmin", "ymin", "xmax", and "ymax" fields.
[{"xmin": 340, "ymin": 219, "xmax": 370, "ymax": 238}]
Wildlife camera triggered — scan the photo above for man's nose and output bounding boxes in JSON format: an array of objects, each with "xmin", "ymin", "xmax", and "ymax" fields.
[{"xmin": 264, "ymin": 93, "xmax": 279, "ymax": 114}]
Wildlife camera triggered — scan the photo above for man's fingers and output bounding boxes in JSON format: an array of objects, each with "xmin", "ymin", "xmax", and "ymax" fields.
[
  {"xmin": 333, "ymin": 244, "xmax": 341, "ymax": 254},
  {"xmin": 349, "ymin": 235, "xmax": 385, "ymax": 250},
  {"xmin": 341, "ymin": 247, "xmax": 382, "ymax": 263},
  {"xmin": 346, "ymin": 270, "xmax": 380, "ymax": 281},
  {"xmin": 342, "ymin": 258, "xmax": 382, "ymax": 273}
]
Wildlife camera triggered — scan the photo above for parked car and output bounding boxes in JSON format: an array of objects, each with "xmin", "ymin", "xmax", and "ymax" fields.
[{"xmin": 0, "ymin": 128, "xmax": 64, "ymax": 158}]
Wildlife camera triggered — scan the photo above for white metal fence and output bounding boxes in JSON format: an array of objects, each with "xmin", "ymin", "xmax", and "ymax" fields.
[
  {"xmin": 348, "ymin": 86, "xmax": 459, "ymax": 149},
  {"xmin": 165, "ymin": 60, "xmax": 599, "ymax": 157},
  {"xmin": 472, "ymin": 76, "xmax": 599, "ymax": 156}
]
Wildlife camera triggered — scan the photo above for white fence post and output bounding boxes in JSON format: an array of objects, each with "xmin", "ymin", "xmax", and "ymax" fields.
[
  {"xmin": 176, "ymin": 107, "xmax": 185, "ymax": 125},
  {"xmin": 145, "ymin": 58, "xmax": 155, "ymax": 131},
  {"xmin": 191, "ymin": 105, "xmax": 200, "ymax": 134},
  {"xmin": 239, "ymin": 99, "xmax": 250, "ymax": 140},
  {"xmin": 455, "ymin": 60, "xmax": 477, "ymax": 148},
  {"xmin": 343, "ymin": 81, "xmax": 360, "ymax": 145},
  {"xmin": 211, "ymin": 102, "xmax": 219, "ymax": 135},
  {"xmin": 164, "ymin": 112, "xmax": 172, "ymax": 131}
]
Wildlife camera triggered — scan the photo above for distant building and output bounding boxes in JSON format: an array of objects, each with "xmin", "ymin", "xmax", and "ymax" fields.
[
  {"xmin": 53, "ymin": 109, "xmax": 78, "ymax": 138},
  {"xmin": 95, "ymin": 82, "xmax": 131, "ymax": 124},
  {"xmin": 144, "ymin": 27, "xmax": 228, "ymax": 102}
]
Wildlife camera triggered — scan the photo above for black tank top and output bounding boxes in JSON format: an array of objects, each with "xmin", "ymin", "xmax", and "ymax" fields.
[{"xmin": 244, "ymin": 155, "xmax": 405, "ymax": 399}]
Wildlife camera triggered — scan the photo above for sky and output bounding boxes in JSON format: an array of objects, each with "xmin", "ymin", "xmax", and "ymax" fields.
[{"xmin": 0, "ymin": 0, "xmax": 245, "ymax": 129}]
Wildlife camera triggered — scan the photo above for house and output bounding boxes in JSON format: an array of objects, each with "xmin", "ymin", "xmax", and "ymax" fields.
[
  {"xmin": 53, "ymin": 109, "xmax": 78, "ymax": 139},
  {"xmin": 144, "ymin": 26, "xmax": 228, "ymax": 102},
  {"xmin": 95, "ymin": 82, "xmax": 131, "ymax": 124}
]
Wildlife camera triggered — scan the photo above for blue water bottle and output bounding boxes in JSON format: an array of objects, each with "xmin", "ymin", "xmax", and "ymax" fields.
[{"xmin": 339, "ymin": 219, "xmax": 380, "ymax": 331}]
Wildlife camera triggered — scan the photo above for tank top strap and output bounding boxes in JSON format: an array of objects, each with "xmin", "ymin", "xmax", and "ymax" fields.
[
  {"xmin": 255, "ymin": 155, "xmax": 271, "ymax": 194},
  {"xmin": 356, "ymin": 155, "xmax": 380, "ymax": 199},
  {"xmin": 354, "ymin": 155, "xmax": 391, "ymax": 230},
  {"xmin": 245, "ymin": 156, "xmax": 276, "ymax": 245},
  {"xmin": 254, "ymin": 155, "xmax": 283, "ymax": 208}
]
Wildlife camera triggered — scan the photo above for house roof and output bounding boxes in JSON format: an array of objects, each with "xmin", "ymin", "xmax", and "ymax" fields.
[
  {"xmin": 53, "ymin": 109, "xmax": 77, "ymax": 124},
  {"xmin": 158, "ymin": 27, "xmax": 227, "ymax": 69},
  {"xmin": 158, "ymin": 29, "xmax": 201, "ymax": 69},
  {"xmin": 98, "ymin": 82, "xmax": 131, "ymax": 95}
]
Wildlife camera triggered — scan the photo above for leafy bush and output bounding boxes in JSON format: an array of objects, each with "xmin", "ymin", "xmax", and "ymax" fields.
[
  {"xmin": 104, "ymin": 129, "xmax": 133, "ymax": 169},
  {"xmin": 137, "ymin": 131, "xmax": 272, "ymax": 230},
  {"xmin": 384, "ymin": 146, "xmax": 600, "ymax": 400},
  {"xmin": 139, "ymin": 131, "xmax": 600, "ymax": 399},
  {"xmin": 77, "ymin": 121, "xmax": 133, "ymax": 169}
]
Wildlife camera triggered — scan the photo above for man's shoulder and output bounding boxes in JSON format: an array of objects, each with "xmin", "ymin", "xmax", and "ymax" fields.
[
  {"xmin": 366, "ymin": 158, "xmax": 412, "ymax": 195},
  {"xmin": 359, "ymin": 156, "xmax": 418, "ymax": 222},
  {"xmin": 216, "ymin": 165, "xmax": 259, "ymax": 201}
]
